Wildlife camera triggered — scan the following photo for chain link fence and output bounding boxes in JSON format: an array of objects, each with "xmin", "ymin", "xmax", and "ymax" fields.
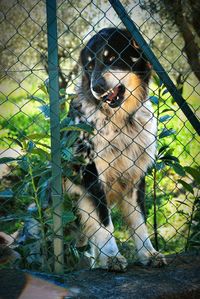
[{"xmin": 0, "ymin": 0, "xmax": 199, "ymax": 274}]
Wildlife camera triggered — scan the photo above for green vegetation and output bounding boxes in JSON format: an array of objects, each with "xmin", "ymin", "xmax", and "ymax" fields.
[
  {"xmin": 0, "ymin": 74, "xmax": 199, "ymax": 272},
  {"xmin": 0, "ymin": 81, "xmax": 93, "ymax": 271}
]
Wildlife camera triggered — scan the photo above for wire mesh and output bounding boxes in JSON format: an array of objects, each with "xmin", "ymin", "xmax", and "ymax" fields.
[{"xmin": 0, "ymin": 0, "xmax": 199, "ymax": 274}]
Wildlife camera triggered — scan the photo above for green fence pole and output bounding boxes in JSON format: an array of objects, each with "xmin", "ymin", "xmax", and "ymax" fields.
[
  {"xmin": 109, "ymin": 0, "xmax": 200, "ymax": 136},
  {"xmin": 46, "ymin": 0, "xmax": 64, "ymax": 274}
]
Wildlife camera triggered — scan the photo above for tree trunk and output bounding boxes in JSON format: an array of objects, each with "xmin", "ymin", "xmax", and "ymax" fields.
[
  {"xmin": 173, "ymin": 1, "xmax": 200, "ymax": 82},
  {"xmin": 188, "ymin": 0, "xmax": 200, "ymax": 39}
]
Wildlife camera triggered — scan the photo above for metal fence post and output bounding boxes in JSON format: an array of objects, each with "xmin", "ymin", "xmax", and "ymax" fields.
[
  {"xmin": 46, "ymin": 0, "xmax": 64, "ymax": 274},
  {"xmin": 109, "ymin": 0, "xmax": 200, "ymax": 136}
]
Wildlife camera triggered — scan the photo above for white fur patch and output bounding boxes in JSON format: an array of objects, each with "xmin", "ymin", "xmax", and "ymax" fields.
[
  {"xmin": 103, "ymin": 50, "xmax": 109, "ymax": 57},
  {"xmin": 103, "ymin": 69, "xmax": 129, "ymax": 88},
  {"xmin": 122, "ymin": 189, "xmax": 160, "ymax": 265},
  {"xmin": 131, "ymin": 56, "xmax": 139, "ymax": 63},
  {"xmin": 91, "ymin": 88, "xmax": 101, "ymax": 100}
]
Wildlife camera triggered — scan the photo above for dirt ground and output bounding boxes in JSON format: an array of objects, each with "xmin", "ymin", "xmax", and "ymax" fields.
[
  {"xmin": 61, "ymin": 253, "xmax": 200, "ymax": 298},
  {"xmin": 1, "ymin": 253, "xmax": 200, "ymax": 298}
]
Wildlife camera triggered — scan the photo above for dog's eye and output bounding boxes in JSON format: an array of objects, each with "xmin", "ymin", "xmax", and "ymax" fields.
[
  {"xmin": 86, "ymin": 62, "xmax": 94, "ymax": 71},
  {"xmin": 104, "ymin": 55, "xmax": 116, "ymax": 65},
  {"xmin": 109, "ymin": 56, "xmax": 116, "ymax": 62},
  {"xmin": 88, "ymin": 64, "xmax": 94, "ymax": 70}
]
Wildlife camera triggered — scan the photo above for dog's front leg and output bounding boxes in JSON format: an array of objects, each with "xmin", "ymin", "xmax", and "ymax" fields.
[
  {"xmin": 122, "ymin": 188, "xmax": 166, "ymax": 266},
  {"xmin": 77, "ymin": 195, "xmax": 127, "ymax": 271}
]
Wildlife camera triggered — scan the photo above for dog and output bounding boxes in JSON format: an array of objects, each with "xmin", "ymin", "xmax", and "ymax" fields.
[{"xmin": 64, "ymin": 27, "xmax": 166, "ymax": 271}]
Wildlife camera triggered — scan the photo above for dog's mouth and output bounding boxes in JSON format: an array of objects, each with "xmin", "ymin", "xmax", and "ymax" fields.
[{"xmin": 101, "ymin": 84, "xmax": 125, "ymax": 108}]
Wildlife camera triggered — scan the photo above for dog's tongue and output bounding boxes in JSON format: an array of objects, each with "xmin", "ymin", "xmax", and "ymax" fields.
[{"xmin": 107, "ymin": 86, "xmax": 119, "ymax": 101}]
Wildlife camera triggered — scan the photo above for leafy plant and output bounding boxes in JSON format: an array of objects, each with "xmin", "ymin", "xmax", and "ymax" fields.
[
  {"xmin": 0, "ymin": 82, "xmax": 93, "ymax": 271},
  {"xmin": 177, "ymin": 167, "xmax": 200, "ymax": 251},
  {"xmin": 149, "ymin": 75, "xmax": 189, "ymax": 250}
]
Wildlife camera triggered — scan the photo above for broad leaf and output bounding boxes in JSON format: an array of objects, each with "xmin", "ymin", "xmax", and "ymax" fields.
[
  {"xmin": 26, "ymin": 133, "xmax": 49, "ymax": 140},
  {"xmin": 6, "ymin": 137, "xmax": 23, "ymax": 148},
  {"xmin": 159, "ymin": 115, "xmax": 172, "ymax": 123},
  {"xmin": 38, "ymin": 83, "xmax": 48, "ymax": 95},
  {"xmin": 160, "ymin": 154, "xmax": 179, "ymax": 163},
  {"xmin": 184, "ymin": 166, "xmax": 200, "ymax": 184},
  {"xmin": 172, "ymin": 163, "xmax": 186, "ymax": 176},
  {"xmin": 32, "ymin": 167, "xmax": 51, "ymax": 179},
  {"xmin": 64, "ymin": 131, "xmax": 79, "ymax": 148},
  {"xmin": 160, "ymin": 108, "xmax": 175, "ymax": 114},
  {"xmin": 63, "ymin": 211, "xmax": 76, "ymax": 224},
  {"xmin": 162, "ymin": 89, "xmax": 169, "ymax": 96},
  {"xmin": 158, "ymin": 145, "xmax": 169, "ymax": 155},
  {"xmin": 0, "ymin": 189, "xmax": 14, "ymax": 199},
  {"xmin": 29, "ymin": 148, "xmax": 51, "ymax": 160},
  {"xmin": 60, "ymin": 117, "xmax": 73, "ymax": 129},
  {"xmin": 149, "ymin": 96, "xmax": 159, "ymax": 105},
  {"xmin": 155, "ymin": 162, "xmax": 165, "ymax": 170},
  {"xmin": 0, "ymin": 157, "xmax": 21, "ymax": 164},
  {"xmin": 62, "ymin": 148, "xmax": 74, "ymax": 161},
  {"xmin": 178, "ymin": 179, "xmax": 194, "ymax": 194},
  {"xmin": 28, "ymin": 95, "xmax": 46, "ymax": 104},
  {"xmin": 37, "ymin": 178, "xmax": 51, "ymax": 207},
  {"xmin": 33, "ymin": 141, "xmax": 51, "ymax": 149},
  {"xmin": 27, "ymin": 140, "xmax": 35, "ymax": 152},
  {"xmin": 153, "ymin": 75, "xmax": 162, "ymax": 87},
  {"xmin": 18, "ymin": 157, "xmax": 29, "ymax": 172},
  {"xmin": 39, "ymin": 104, "xmax": 50, "ymax": 118},
  {"xmin": 159, "ymin": 128, "xmax": 176, "ymax": 139},
  {"xmin": 59, "ymin": 88, "xmax": 66, "ymax": 95}
]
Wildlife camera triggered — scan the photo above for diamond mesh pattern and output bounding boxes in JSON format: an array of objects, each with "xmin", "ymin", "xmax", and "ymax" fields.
[{"xmin": 0, "ymin": 0, "xmax": 199, "ymax": 273}]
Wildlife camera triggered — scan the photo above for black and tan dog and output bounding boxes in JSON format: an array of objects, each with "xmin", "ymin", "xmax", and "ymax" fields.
[{"xmin": 65, "ymin": 27, "xmax": 166, "ymax": 271}]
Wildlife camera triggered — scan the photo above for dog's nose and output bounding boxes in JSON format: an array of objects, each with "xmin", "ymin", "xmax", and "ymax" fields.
[{"xmin": 92, "ymin": 78, "xmax": 106, "ymax": 94}]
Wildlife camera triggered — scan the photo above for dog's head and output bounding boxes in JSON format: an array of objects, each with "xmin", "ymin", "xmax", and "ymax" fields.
[{"xmin": 80, "ymin": 27, "xmax": 151, "ymax": 109}]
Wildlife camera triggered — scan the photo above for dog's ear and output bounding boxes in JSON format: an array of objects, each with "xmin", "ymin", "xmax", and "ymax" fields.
[
  {"xmin": 131, "ymin": 39, "xmax": 152, "ymax": 69},
  {"xmin": 131, "ymin": 39, "xmax": 140, "ymax": 49},
  {"xmin": 79, "ymin": 48, "xmax": 85, "ymax": 66}
]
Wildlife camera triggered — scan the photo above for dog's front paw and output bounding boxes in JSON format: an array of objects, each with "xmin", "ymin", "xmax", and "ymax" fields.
[
  {"xmin": 148, "ymin": 251, "xmax": 167, "ymax": 267},
  {"xmin": 107, "ymin": 255, "xmax": 128, "ymax": 272},
  {"xmin": 100, "ymin": 254, "xmax": 128, "ymax": 272},
  {"xmin": 139, "ymin": 250, "xmax": 167, "ymax": 267}
]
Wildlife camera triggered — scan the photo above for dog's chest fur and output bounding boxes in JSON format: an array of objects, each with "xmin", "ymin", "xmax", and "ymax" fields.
[{"xmin": 72, "ymin": 95, "xmax": 157, "ymax": 200}]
